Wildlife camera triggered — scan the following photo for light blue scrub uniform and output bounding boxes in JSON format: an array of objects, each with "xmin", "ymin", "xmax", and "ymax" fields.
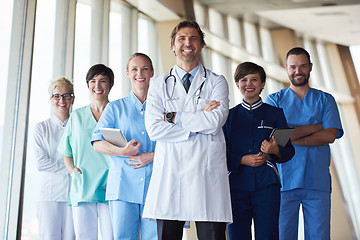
[
  {"xmin": 266, "ymin": 87, "xmax": 343, "ymax": 240},
  {"xmin": 91, "ymin": 92, "xmax": 157, "ymax": 240}
]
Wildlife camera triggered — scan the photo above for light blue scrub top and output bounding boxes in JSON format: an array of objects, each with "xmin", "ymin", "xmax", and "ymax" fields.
[
  {"xmin": 58, "ymin": 105, "xmax": 109, "ymax": 206},
  {"xmin": 91, "ymin": 92, "xmax": 156, "ymax": 204},
  {"xmin": 265, "ymin": 88, "xmax": 343, "ymax": 192}
]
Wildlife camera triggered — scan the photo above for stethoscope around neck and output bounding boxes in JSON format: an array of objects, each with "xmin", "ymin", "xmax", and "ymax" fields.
[{"xmin": 165, "ymin": 66, "xmax": 207, "ymax": 101}]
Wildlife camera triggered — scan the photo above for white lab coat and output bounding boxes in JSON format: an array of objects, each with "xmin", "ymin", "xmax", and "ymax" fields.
[
  {"xmin": 33, "ymin": 115, "xmax": 70, "ymax": 201},
  {"xmin": 143, "ymin": 64, "xmax": 232, "ymax": 223}
]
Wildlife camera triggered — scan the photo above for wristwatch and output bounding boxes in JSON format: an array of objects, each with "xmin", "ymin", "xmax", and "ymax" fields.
[{"xmin": 165, "ymin": 112, "xmax": 175, "ymax": 123}]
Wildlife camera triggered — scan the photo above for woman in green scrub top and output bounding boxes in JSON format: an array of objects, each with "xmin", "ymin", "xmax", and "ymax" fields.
[{"xmin": 58, "ymin": 64, "xmax": 114, "ymax": 240}]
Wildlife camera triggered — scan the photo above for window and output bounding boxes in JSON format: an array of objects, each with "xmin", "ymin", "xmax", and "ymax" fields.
[
  {"xmin": 73, "ymin": 2, "xmax": 92, "ymax": 109},
  {"xmin": 208, "ymin": 8, "xmax": 225, "ymax": 38},
  {"xmin": 350, "ymin": 45, "xmax": 360, "ymax": 83},
  {"xmin": 108, "ymin": 1, "xmax": 131, "ymax": 100},
  {"xmin": 0, "ymin": 0, "xmax": 14, "ymax": 167},
  {"xmin": 21, "ymin": 0, "xmax": 56, "ymax": 238},
  {"xmin": 138, "ymin": 15, "xmax": 162, "ymax": 79}
]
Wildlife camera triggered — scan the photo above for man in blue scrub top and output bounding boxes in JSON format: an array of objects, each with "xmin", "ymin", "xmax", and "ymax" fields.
[{"xmin": 265, "ymin": 47, "xmax": 343, "ymax": 240}]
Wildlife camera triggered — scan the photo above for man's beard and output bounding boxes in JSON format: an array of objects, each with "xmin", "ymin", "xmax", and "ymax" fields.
[{"xmin": 290, "ymin": 73, "xmax": 310, "ymax": 86}]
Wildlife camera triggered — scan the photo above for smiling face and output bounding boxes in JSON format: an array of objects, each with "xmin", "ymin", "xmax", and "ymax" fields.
[
  {"xmin": 236, "ymin": 73, "xmax": 265, "ymax": 104},
  {"xmin": 88, "ymin": 74, "xmax": 111, "ymax": 101},
  {"xmin": 171, "ymin": 27, "xmax": 203, "ymax": 67},
  {"xmin": 286, "ymin": 54, "xmax": 312, "ymax": 87},
  {"xmin": 50, "ymin": 86, "xmax": 74, "ymax": 116},
  {"xmin": 127, "ymin": 56, "xmax": 154, "ymax": 92}
]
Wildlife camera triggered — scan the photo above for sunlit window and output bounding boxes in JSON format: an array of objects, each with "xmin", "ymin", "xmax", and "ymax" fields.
[
  {"xmin": 350, "ymin": 45, "xmax": 360, "ymax": 83},
  {"xmin": 0, "ymin": 0, "xmax": 14, "ymax": 166},
  {"xmin": 227, "ymin": 16, "xmax": 242, "ymax": 47},
  {"xmin": 138, "ymin": 15, "xmax": 161, "ymax": 79},
  {"xmin": 230, "ymin": 61, "xmax": 241, "ymax": 107},
  {"xmin": 208, "ymin": 8, "xmax": 225, "ymax": 38},
  {"xmin": 193, "ymin": 1, "xmax": 206, "ymax": 27},
  {"xmin": 109, "ymin": 1, "xmax": 131, "ymax": 100},
  {"xmin": 22, "ymin": 0, "xmax": 56, "ymax": 238},
  {"xmin": 73, "ymin": 2, "xmax": 92, "ymax": 109}
]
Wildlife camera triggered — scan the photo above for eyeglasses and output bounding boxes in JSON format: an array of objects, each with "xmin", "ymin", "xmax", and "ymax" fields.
[{"xmin": 51, "ymin": 93, "xmax": 74, "ymax": 100}]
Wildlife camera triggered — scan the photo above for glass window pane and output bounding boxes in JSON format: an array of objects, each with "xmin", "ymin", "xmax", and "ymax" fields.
[
  {"xmin": 227, "ymin": 16, "xmax": 242, "ymax": 47},
  {"xmin": 73, "ymin": 2, "xmax": 92, "ymax": 109},
  {"xmin": 109, "ymin": 1, "xmax": 131, "ymax": 100},
  {"xmin": 138, "ymin": 15, "xmax": 161, "ymax": 79},
  {"xmin": 21, "ymin": 0, "xmax": 56, "ymax": 238},
  {"xmin": 350, "ymin": 45, "xmax": 360, "ymax": 83},
  {"xmin": 0, "ymin": 0, "xmax": 14, "ymax": 166},
  {"xmin": 208, "ymin": 8, "xmax": 225, "ymax": 38},
  {"xmin": 230, "ymin": 61, "xmax": 241, "ymax": 107},
  {"xmin": 194, "ymin": 1, "xmax": 206, "ymax": 27}
]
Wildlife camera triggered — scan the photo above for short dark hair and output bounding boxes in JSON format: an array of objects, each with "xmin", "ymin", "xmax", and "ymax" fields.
[
  {"xmin": 286, "ymin": 47, "xmax": 311, "ymax": 64},
  {"xmin": 85, "ymin": 64, "xmax": 114, "ymax": 89},
  {"xmin": 234, "ymin": 62, "xmax": 266, "ymax": 83},
  {"xmin": 126, "ymin": 53, "xmax": 153, "ymax": 71},
  {"xmin": 170, "ymin": 20, "xmax": 206, "ymax": 48}
]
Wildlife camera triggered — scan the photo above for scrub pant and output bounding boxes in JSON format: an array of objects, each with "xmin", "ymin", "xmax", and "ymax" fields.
[
  {"xmin": 37, "ymin": 201, "xmax": 75, "ymax": 240},
  {"xmin": 228, "ymin": 184, "xmax": 280, "ymax": 240},
  {"xmin": 109, "ymin": 200, "xmax": 157, "ymax": 240},
  {"xmin": 72, "ymin": 202, "xmax": 113, "ymax": 240},
  {"xmin": 279, "ymin": 189, "xmax": 331, "ymax": 240},
  {"xmin": 156, "ymin": 219, "xmax": 226, "ymax": 240}
]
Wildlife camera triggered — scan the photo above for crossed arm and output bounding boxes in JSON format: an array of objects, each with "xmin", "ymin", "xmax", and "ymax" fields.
[{"xmin": 290, "ymin": 123, "xmax": 337, "ymax": 146}]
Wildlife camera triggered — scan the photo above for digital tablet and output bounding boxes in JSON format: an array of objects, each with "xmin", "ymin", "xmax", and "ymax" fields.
[
  {"xmin": 99, "ymin": 127, "xmax": 127, "ymax": 147},
  {"xmin": 269, "ymin": 127, "xmax": 295, "ymax": 147}
]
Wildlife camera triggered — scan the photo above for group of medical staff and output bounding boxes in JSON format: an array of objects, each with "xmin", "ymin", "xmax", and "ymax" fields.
[
  {"xmin": 34, "ymin": 53, "xmax": 158, "ymax": 240},
  {"xmin": 34, "ymin": 20, "xmax": 343, "ymax": 240}
]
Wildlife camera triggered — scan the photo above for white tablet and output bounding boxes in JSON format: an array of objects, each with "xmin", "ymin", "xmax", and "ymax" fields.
[{"xmin": 99, "ymin": 127, "xmax": 128, "ymax": 147}]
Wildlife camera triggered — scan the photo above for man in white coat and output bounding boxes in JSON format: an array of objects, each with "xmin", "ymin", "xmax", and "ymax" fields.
[{"xmin": 143, "ymin": 20, "xmax": 232, "ymax": 240}]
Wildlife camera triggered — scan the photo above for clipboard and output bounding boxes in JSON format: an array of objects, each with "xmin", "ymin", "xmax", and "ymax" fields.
[
  {"xmin": 268, "ymin": 127, "xmax": 294, "ymax": 147},
  {"xmin": 99, "ymin": 127, "xmax": 127, "ymax": 147}
]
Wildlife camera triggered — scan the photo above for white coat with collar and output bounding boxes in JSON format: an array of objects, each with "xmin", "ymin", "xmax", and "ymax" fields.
[{"xmin": 143, "ymin": 64, "xmax": 232, "ymax": 223}]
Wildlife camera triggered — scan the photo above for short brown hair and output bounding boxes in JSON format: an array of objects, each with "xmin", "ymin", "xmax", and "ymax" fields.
[
  {"xmin": 234, "ymin": 62, "xmax": 266, "ymax": 83},
  {"xmin": 85, "ymin": 64, "xmax": 114, "ymax": 89},
  {"xmin": 170, "ymin": 20, "xmax": 206, "ymax": 48}
]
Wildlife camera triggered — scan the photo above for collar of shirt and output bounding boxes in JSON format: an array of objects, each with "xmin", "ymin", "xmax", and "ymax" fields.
[
  {"xmin": 241, "ymin": 98, "xmax": 263, "ymax": 111},
  {"xmin": 129, "ymin": 91, "xmax": 146, "ymax": 111},
  {"xmin": 51, "ymin": 114, "xmax": 68, "ymax": 127},
  {"xmin": 174, "ymin": 64, "xmax": 200, "ymax": 84}
]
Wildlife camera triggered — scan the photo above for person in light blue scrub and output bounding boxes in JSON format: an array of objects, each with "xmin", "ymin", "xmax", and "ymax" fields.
[
  {"xmin": 265, "ymin": 47, "xmax": 343, "ymax": 240},
  {"xmin": 92, "ymin": 53, "xmax": 157, "ymax": 240}
]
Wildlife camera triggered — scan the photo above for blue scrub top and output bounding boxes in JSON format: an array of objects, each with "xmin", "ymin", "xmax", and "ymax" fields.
[
  {"xmin": 91, "ymin": 92, "xmax": 156, "ymax": 204},
  {"xmin": 223, "ymin": 99, "xmax": 295, "ymax": 192},
  {"xmin": 265, "ymin": 87, "xmax": 343, "ymax": 192}
]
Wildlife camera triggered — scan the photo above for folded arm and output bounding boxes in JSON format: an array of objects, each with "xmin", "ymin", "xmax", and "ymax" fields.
[{"xmin": 291, "ymin": 127, "xmax": 338, "ymax": 146}]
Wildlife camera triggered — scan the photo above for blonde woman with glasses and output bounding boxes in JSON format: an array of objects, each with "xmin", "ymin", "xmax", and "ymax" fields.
[{"xmin": 33, "ymin": 77, "xmax": 75, "ymax": 239}]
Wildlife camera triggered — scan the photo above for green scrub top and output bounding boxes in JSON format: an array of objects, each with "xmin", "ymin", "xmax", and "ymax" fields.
[{"xmin": 58, "ymin": 105, "xmax": 109, "ymax": 206}]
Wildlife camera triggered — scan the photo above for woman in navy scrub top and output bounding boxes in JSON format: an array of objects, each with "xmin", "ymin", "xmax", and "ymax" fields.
[{"xmin": 223, "ymin": 62, "xmax": 295, "ymax": 240}]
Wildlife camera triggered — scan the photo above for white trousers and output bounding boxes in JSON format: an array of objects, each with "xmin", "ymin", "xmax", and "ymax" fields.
[
  {"xmin": 72, "ymin": 202, "xmax": 113, "ymax": 240},
  {"xmin": 37, "ymin": 201, "xmax": 75, "ymax": 240}
]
